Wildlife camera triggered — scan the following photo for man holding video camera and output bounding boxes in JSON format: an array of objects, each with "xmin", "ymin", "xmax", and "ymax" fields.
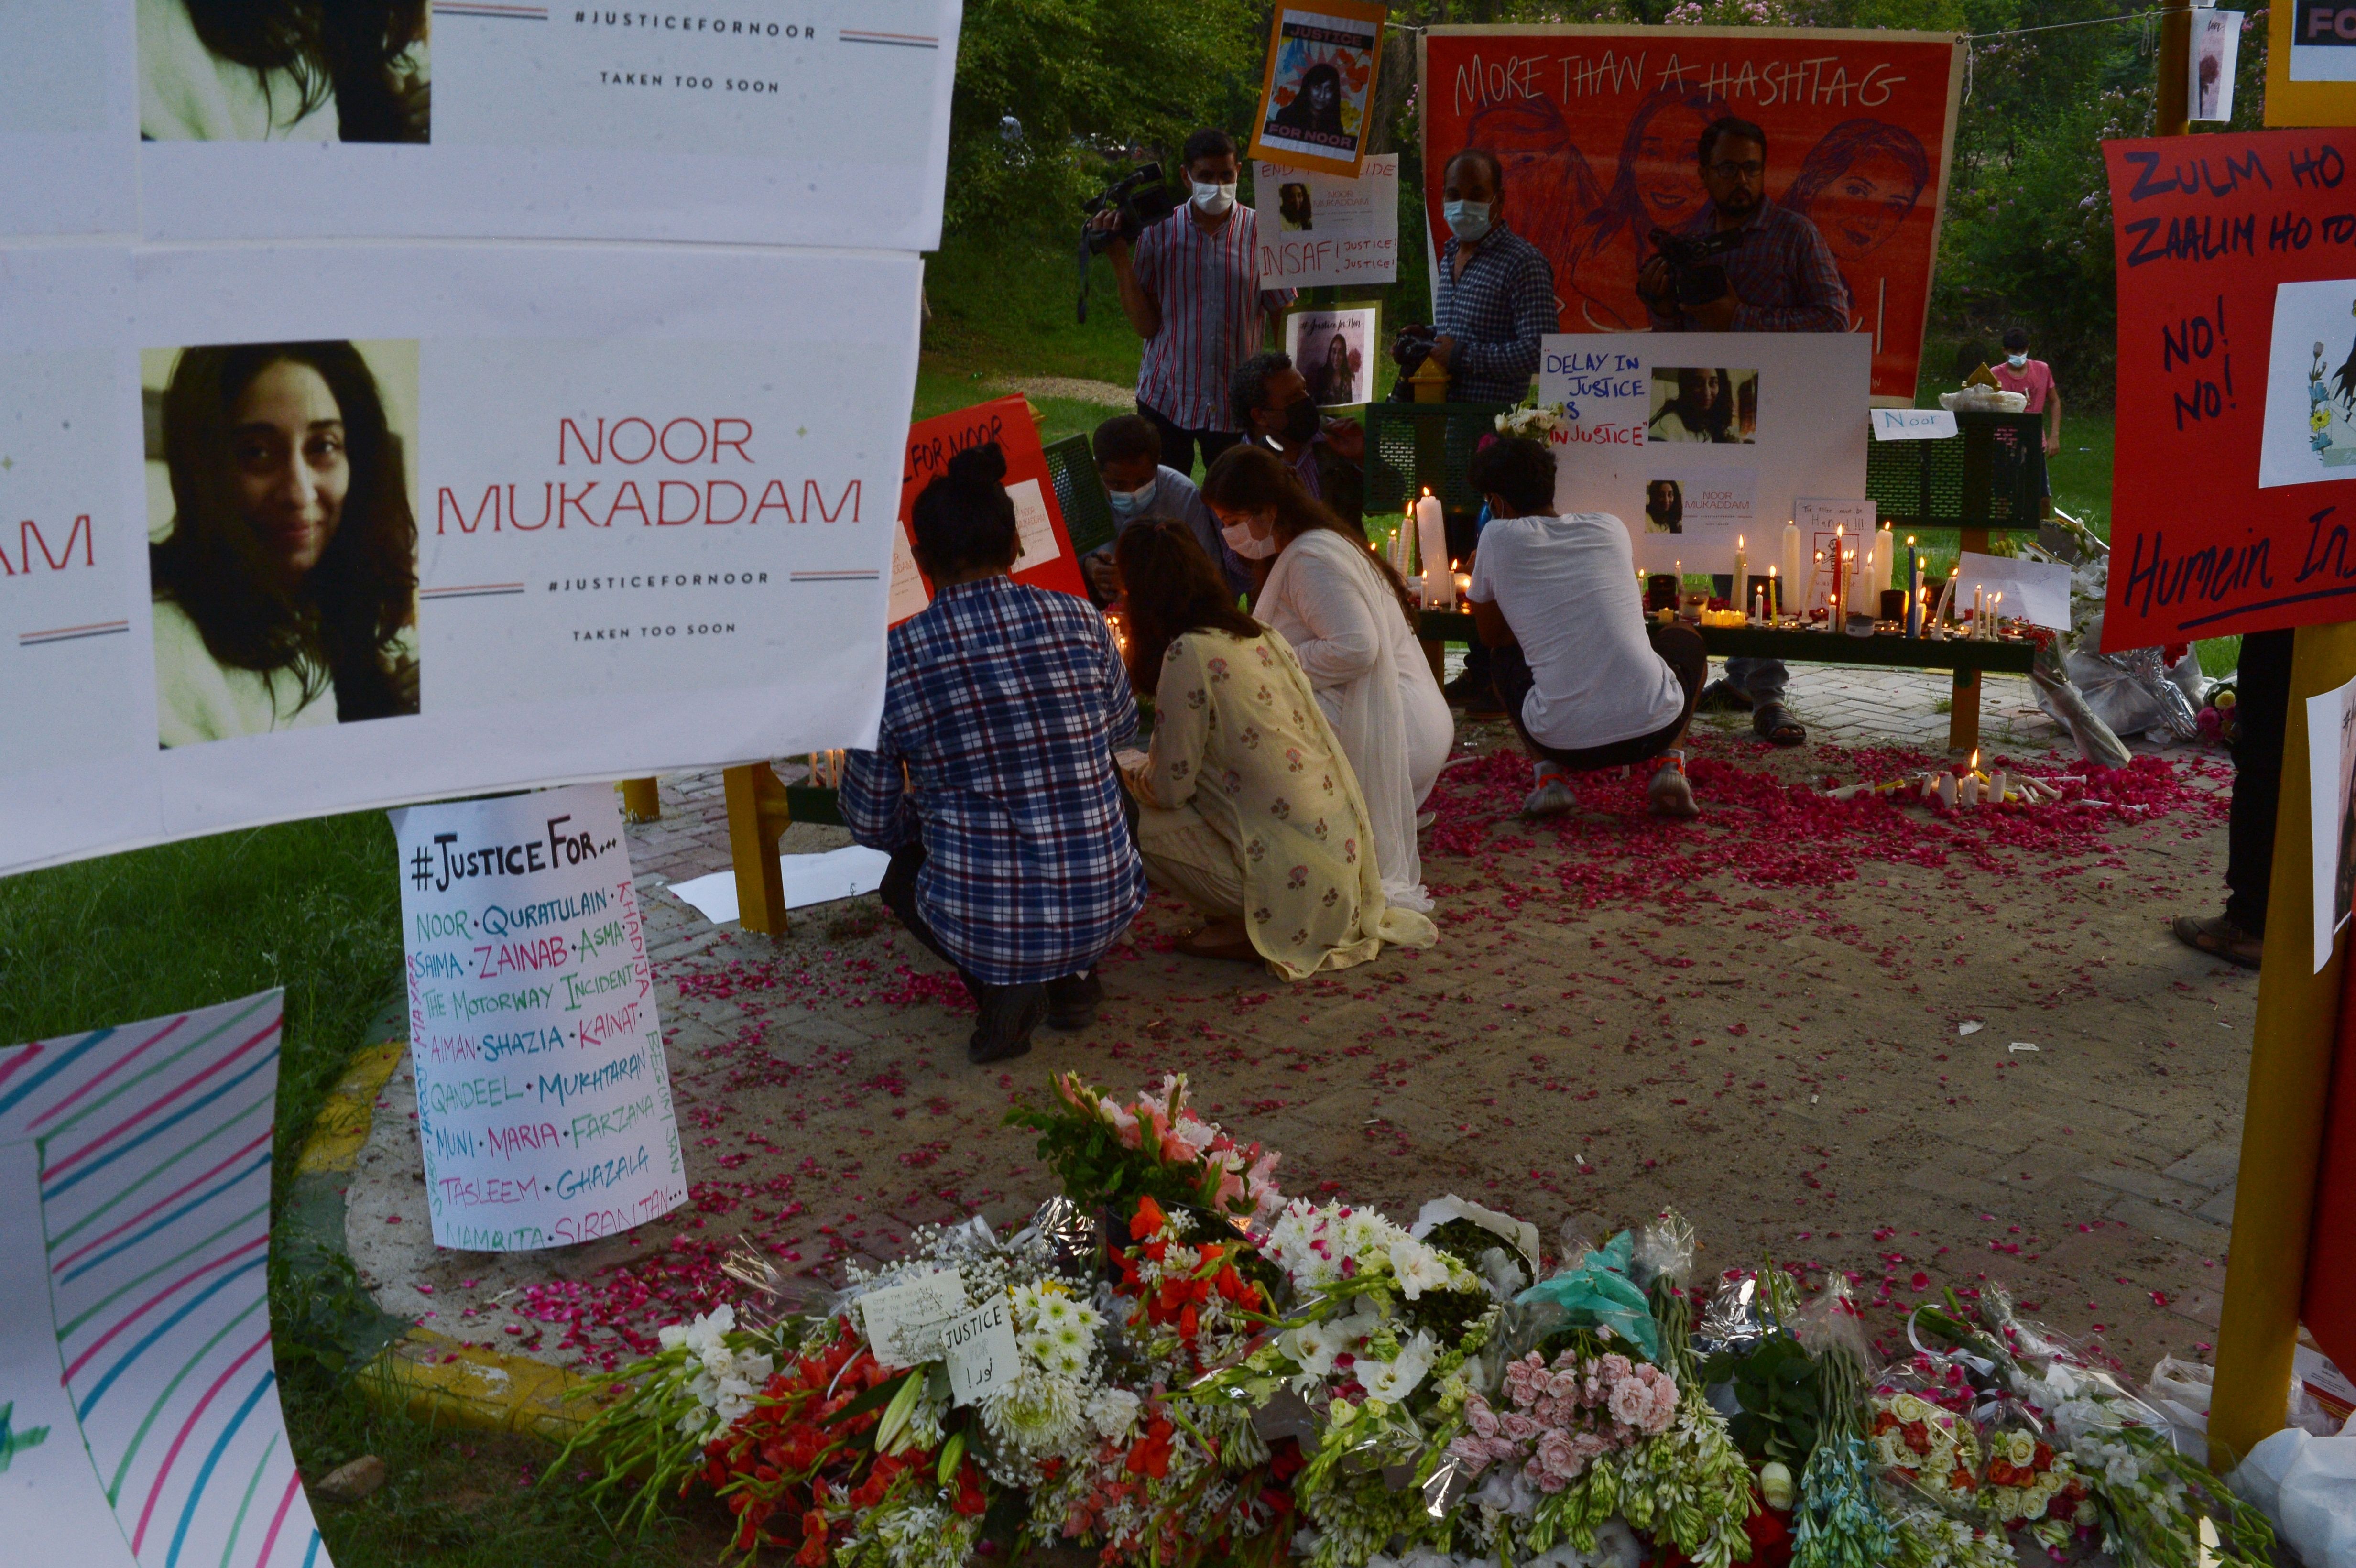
[
  {"xmin": 1637, "ymin": 116, "xmax": 1847, "ymax": 746},
  {"xmin": 1091, "ymin": 129, "xmax": 1291, "ymax": 478}
]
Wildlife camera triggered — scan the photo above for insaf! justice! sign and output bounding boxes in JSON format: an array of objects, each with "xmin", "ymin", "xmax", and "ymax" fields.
[{"xmin": 1420, "ymin": 25, "xmax": 1963, "ymax": 402}]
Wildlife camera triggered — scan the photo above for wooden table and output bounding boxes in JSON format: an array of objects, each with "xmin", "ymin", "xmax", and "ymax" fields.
[{"xmin": 1415, "ymin": 610, "xmax": 2035, "ymax": 755}]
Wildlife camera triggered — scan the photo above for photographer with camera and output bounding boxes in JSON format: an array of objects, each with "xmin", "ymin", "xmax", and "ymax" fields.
[
  {"xmin": 1397, "ymin": 148, "xmax": 1557, "ymax": 408},
  {"xmin": 1090, "ymin": 129, "xmax": 1291, "ymax": 478},
  {"xmin": 1636, "ymin": 117, "xmax": 1848, "ymax": 336}
]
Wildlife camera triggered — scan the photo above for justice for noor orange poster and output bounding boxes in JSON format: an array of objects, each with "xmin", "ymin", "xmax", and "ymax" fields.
[{"xmin": 1420, "ymin": 25, "xmax": 1962, "ymax": 403}]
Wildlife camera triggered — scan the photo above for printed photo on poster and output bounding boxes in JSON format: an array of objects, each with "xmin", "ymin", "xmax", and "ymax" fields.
[
  {"xmin": 1639, "ymin": 467, "xmax": 1756, "ymax": 534},
  {"xmin": 1643, "ymin": 479, "xmax": 1683, "ymax": 534},
  {"xmin": 1254, "ymin": 156, "xmax": 1399, "ymax": 286},
  {"xmin": 1422, "ymin": 27, "xmax": 1962, "ymax": 400},
  {"xmin": 142, "ymin": 339, "xmax": 421, "ymax": 747},
  {"xmin": 1286, "ymin": 306, "xmax": 1378, "ymax": 407},
  {"xmin": 137, "ymin": 0, "xmax": 432, "ymax": 142},
  {"xmin": 1647, "ymin": 365, "xmax": 1758, "ymax": 444},
  {"xmin": 1250, "ymin": 1, "xmax": 1385, "ymax": 177},
  {"xmin": 2192, "ymin": 11, "xmax": 2246, "ymax": 121},
  {"xmin": 2260, "ymin": 280, "xmax": 2356, "ymax": 488}
]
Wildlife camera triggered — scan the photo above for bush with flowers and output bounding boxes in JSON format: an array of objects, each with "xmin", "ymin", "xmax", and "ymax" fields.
[{"xmin": 545, "ymin": 1077, "xmax": 2271, "ymax": 1568}]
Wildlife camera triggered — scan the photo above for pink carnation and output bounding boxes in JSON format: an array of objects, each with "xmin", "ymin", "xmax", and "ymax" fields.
[
  {"xmin": 1531, "ymin": 1429, "xmax": 1582, "ymax": 1492},
  {"xmin": 1464, "ymin": 1396, "xmax": 1498, "ymax": 1439},
  {"xmin": 1447, "ymin": 1435, "xmax": 1493, "ymax": 1477},
  {"xmin": 1500, "ymin": 1412, "xmax": 1541, "ymax": 1442}
]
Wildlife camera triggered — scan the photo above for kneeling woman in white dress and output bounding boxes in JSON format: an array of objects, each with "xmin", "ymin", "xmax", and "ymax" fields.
[
  {"xmin": 1201, "ymin": 445, "xmax": 1453, "ymax": 911},
  {"xmin": 150, "ymin": 341, "xmax": 420, "ymax": 747}
]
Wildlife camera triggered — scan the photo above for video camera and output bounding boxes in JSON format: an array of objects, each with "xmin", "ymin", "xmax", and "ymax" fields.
[
  {"xmin": 1076, "ymin": 163, "xmax": 1178, "ymax": 322},
  {"xmin": 1386, "ymin": 325, "xmax": 1438, "ymax": 402},
  {"xmin": 1647, "ymin": 226, "xmax": 1744, "ymax": 310}
]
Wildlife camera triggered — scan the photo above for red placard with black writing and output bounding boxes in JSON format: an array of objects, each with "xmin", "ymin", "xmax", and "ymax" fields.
[
  {"xmin": 2105, "ymin": 128, "xmax": 2356, "ymax": 649},
  {"xmin": 892, "ymin": 396, "xmax": 1087, "ymax": 626},
  {"xmin": 1420, "ymin": 26, "xmax": 1963, "ymax": 401}
]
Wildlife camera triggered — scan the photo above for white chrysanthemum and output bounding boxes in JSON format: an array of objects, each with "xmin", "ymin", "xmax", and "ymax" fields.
[
  {"xmin": 1085, "ymin": 1386, "xmax": 1141, "ymax": 1440},
  {"xmin": 1050, "ymin": 1344, "xmax": 1090, "ymax": 1378}
]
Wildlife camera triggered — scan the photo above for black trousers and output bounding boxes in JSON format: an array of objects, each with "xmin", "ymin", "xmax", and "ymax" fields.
[
  {"xmin": 2226, "ymin": 628, "xmax": 2294, "ymax": 934},
  {"xmin": 1136, "ymin": 399, "xmax": 1243, "ymax": 480},
  {"xmin": 1490, "ymin": 623, "xmax": 1709, "ymax": 772}
]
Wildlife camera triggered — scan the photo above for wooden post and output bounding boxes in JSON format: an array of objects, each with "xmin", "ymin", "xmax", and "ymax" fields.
[
  {"xmin": 618, "ymin": 777, "xmax": 661, "ymax": 823},
  {"xmin": 1946, "ymin": 524, "xmax": 1989, "ymax": 754},
  {"xmin": 2211, "ymin": 623, "xmax": 2356, "ymax": 1466},
  {"xmin": 721, "ymin": 762, "xmax": 794, "ymax": 936}
]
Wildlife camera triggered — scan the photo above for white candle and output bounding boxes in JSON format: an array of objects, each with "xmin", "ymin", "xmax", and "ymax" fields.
[
  {"xmin": 1960, "ymin": 772, "xmax": 1979, "ymax": 807},
  {"xmin": 1991, "ymin": 767, "xmax": 2009, "ymax": 805},
  {"xmin": 1876, "ymin": 523, "xmax": 1895, "ymax": 592},
  {"xmin": 1734, "ymin": 535, "xmax": 1747, "ymax": 610},
  {"xmin": 1415, "ymin": 490, "xmax": 1448, "ymax": 608},
  {"xmin": 1935, "ymin": 772, "xmax": 1956, "ymax": 807}
]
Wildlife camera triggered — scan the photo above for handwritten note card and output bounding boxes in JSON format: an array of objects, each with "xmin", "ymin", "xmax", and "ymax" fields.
[
  {"xmin": 391, "ymin": 783, "xmax": 686, "ymax": 1251},
  {"xmin": 859, "ymin": 1271, "xmax": 968, "ymax": 1368},
  {"xmin": 1871, "ymin": 407, "xmax": 1956, "ymax": 440},
  {"xmin": 1008, "ymin": 478, "xmax": 1063, "ymax": 567},
  {"xmin": 942, "ymin": 1295, "xmax": 1019, "ymax": 1406}
]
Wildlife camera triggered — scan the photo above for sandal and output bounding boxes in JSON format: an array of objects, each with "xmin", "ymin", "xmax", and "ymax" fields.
[
  {"xmin": 2171, "ymin": 914, "xmax": 2263, "ymax": 971},
  {"xmin": 1753, "ymin": 702, "xmax": 1805, "ymax": 746},
  {"xmin": 1177, "ymin": 922, "xmax": 1261, "ymax": 963},
  {"xmin": 1696, "ymin": 677, "xmax": 1754, "ymax": 713}
]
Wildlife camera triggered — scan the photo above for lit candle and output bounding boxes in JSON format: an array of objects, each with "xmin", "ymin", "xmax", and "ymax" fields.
[
  {"xmin": 1832, "ymin": 524, "xmax": 1844, "ymax": 622},
  {"xmin": 1876, "ymin": 523, "xmax": 1895, "ymax": 592},
  {"xmin": 1454, "ymin": 568, "xmax": 1472, "ymax": 608},
  {"xmin": 1766, "ymin": 565, "xmax": 1779, "ymax": 622},
  {"xmin": 1734, "ymin": 534, "xmax": 1748, "ymax": 615},
  {"xmin": 1415, "ymin": 489, "xmax": 1448, "ymax": 607}
]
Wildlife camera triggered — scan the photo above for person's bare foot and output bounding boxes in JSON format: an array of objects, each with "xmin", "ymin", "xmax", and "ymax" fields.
[
  {"xmin": 1647, "ymin": 754, "xmax": 1699, "ymax": 819},
  {"xmin": 1177, "ymin": 918, "xmax": 1258, "ymax": 961}
]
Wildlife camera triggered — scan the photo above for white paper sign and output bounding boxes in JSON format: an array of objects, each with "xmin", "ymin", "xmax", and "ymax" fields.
[
  {"xmin": 890, "ymin": 524, "xmax": 932, "ymax": 624},
  {"xmin": 2191, "ymin": 11, "xmax": 2246, "ymax": 120},
  {"xmin": 2293, "ymin": 3, "xmax": 2356, "ymax": 79},
  {"xmin": 1955, "ymin": 550, "xmax": 2072, "ymax": 632},
  {"xmin": 1871, "ymin": 407, "xmax": 1958, "ymax": 440},
  {"xmin": 1009, "ymin": 477, "xmax": 1063, "ymax": 567},
  {"xmin": 391, "ymin": 784, "xmax": 686, "ymax": 1251},
  {"xmin": 860, "ymin": 1271, "xmax": 969, "ymax": 1369},
  {"xmin": 1, "ymin": 240, "xmax": 924, "ymax": 877},
  {"xmin": 2260, "ymin": 279, "xmax": 2356, "ymax": 489},
  {"xmin": 1539, "ymin": 334, "xmax": 1870, "ymax": 573},
  {"xmin": 2308, "ymin": 673, "xmax": 2356, "ymax": 971},
  {"xmin": 0, "ymin": 1141, "xmax": 141, "ymax": 1568},
  {"xmin": 129, "ymin": 0, "xmax": 961, "ymax": 247},
  {"xmin": 1286, "ymin": 306, "xmax": 1380, "ymax": 407},
  {"xmin": 1254, "ymin": 156, "xmax": 1398, "ymax": 286},
  {"xmin": 942, "ymin": 1295, "xmax": 1020, "ymax": 1405}
]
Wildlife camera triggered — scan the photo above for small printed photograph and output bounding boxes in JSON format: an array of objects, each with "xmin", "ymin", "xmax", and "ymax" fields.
[
  {"xmin": 2190, "ymin": 10, "xmax": 2244, "ymax": 122},
  {"xmin": 144, "ymin": 340, "xmax": 421, "ymax": 747},
  {"xmin": 1253, "ymin": 3, "xmax": 1382, "ymax": 169},
  {"xmin": 1286, "ymin": 306, "xmax": 1377, "ymax": 407},
  {"xmin": 1642, "ymin": 479, "xmax": 1683, "ymax": 534},
  {"xmin": 137, "ymin": 0, "xmax": 431, "ymax": 143},
  {"xmin": 1647, "ymin": 365, "xmax": 1759, "ymax": 445},
  {"xmin": 2261, "ymin": 282, "xmax": 2356, "ymax": 488},
  {"xmin": 1278, "ymin": 180, "xmax": 1314, "ymax": 231}
]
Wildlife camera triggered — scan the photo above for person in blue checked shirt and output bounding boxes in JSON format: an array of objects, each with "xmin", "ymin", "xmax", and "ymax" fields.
[{"xmin": 840, "ymin": 444, "xmax": 1147, "ymax": 1064}]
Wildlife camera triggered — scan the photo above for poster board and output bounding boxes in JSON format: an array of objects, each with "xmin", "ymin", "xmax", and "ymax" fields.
[
  {"xmin": 1254, "ymin": 155, "xmax": 1399, "ymax": 287},
  {"xmin": 1535, "ymin": 331, "xmax": 1870, "ymax": 572},
  {"xmin": 1287, "ymin": 305, "xmax": 1381, "ymax": 407},
  {"xmin": 391, "ymin": 784, "xmax": 685, "ymax": 1251},
  {"xmin": 2270, "ymin": 0, "xmax": 2356, "ymax": 123},
  {"xmin": 2101, "ymin": 128, "xmax": 2356, "ymax": 649},
  {"xmin": 0, "ymin": 0, "xmax": 960, "ymax": 249},
  {"xmin": 892, "ymin": 397, "xmax": 1088, "ymax": 627},
  {"xmin": 1420, "ymin": 25, "xmax": 1963, "ymax": 403},
  {"xmin": 1, "ymin": 240, "xmax": 924, "ymax": 878},
  {"xmin": 1249, "ymin": 0, "xmax": 1387, "ymax": 178},
  {"xmin": 0, "ymin": 991, "xmax": 328, "ymax": 1568}
]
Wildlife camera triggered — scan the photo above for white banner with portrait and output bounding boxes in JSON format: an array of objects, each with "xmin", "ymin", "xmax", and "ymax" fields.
[
  {"xmin": 0, "ymin": 0, "xmax": 960, "ymax": 250},
  {"xmin": 1254, "ymin": 155, "xmax": 1398, "ymax": 287},
  {"xmin": 0, "ymin": 240, "xmax": 922, "ymax": 876},
  {"xmin": 1535, "ymin": 332, "xmax": 1870, "ymax": 574}
]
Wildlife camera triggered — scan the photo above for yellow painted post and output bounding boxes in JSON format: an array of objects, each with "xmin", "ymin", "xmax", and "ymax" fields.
[
  {"xmin": 721, "ymin": 762, "xmax": 794, "ymax": 936},
  {"xmin": 2211, "ymin": 623, "xmax": 2356, "ymax": 1467},
  {"xmin": 618, "ymin": 776, "xmax": 661, "ymax": 822}
]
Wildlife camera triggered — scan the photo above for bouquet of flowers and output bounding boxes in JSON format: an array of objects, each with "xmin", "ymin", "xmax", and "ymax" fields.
[
  {"xmin": 1494, "ymin": 403, "xmax": 1569, "ymax": 440},
  {"xmin": 1008, "ymin": 1072, "xmax": 1284, "ymax": 1233},
  {"xmin": 1867, "ymin": 1389, "xmax": 1983, "ymax": 1517}
]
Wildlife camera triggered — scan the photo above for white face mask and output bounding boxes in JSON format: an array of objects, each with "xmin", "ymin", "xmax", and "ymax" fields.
[
  {"xmin": 1192, "ymin": 180, "xmax": 1238, "ymax": 216},
  {"xmin": 1221, "ymin": 517, "xmax": 1277, "ymax": 559},
  {"xmin": 2006, "ymin": 352, "xmax": 2029, "ymax": 368}
]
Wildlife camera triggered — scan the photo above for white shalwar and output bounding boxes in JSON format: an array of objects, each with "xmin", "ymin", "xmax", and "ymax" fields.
[{"xmin": 1256, "ymin": 527, "xmax": 1453, "ymax": 911}]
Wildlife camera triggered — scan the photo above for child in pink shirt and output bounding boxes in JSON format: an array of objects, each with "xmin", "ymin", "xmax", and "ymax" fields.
[{"xmin": 1991, "ymin": 327, "xmax": 2060, "ymax": 508}]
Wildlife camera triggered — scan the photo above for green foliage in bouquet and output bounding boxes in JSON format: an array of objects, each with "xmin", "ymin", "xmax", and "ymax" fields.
[
  {"xmin": 1006, "ymin": 1071, "xmax": 1281, "ymax": 1230},
  {"xmin": 1701, "ymin": 1334, "xmax": 1825, "ymax": 1470}
]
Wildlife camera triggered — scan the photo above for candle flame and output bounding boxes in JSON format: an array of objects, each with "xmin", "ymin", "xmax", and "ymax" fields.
[
  {"xmin": 1737, "ymin": 534, "xmax": 1745, "ymax": 548},
  {"xmin": 1969, "ymin": 749, "xmax": 1980, "ymax": 773}
]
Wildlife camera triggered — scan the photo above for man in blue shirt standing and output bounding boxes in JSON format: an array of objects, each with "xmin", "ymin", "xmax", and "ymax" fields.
[
  {"xmin": 1423, "ymin": 148, "xmax": 1558, "ymax": 406},
  {"xmin": 840, "ymin": 445, "xmax": 1146, "ymax": 1064}
]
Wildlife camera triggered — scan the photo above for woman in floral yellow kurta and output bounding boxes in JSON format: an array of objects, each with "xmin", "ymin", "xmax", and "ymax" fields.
[{"xmin": 1114, "ymin": 521, "xmax": 1437, "ymax": 980}]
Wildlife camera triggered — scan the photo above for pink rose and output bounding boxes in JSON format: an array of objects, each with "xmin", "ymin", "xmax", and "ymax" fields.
[
  {"xmin": 1465, "ymin": 1398, "xmax": 1498, "ymax": 1440},
  {"xmin": 1546, "ymin": 1368, "xmax": 1581, "ymax": 1403},
  {"xmin": 1608, "ymin": 1379, "xmax": 1652, "ymax": 1428},
  {"xmin": 1532, "ymin": 1429, "xmax": 1583, "ymax": 1490},
  {"xmin": 1447, "ymin": 1435, "xmax": 1493, "ymax": 1477},
  {"xmin": 1500, "ymin": 1412, "xmax": 1541, "ymax": 1443}
]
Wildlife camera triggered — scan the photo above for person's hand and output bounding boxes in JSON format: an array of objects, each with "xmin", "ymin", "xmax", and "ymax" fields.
[
  {"xmin": 1084, "ymin": 553, "xmax": 1122, "ymax": 599},
  {"xmin": 1087, "ymin": 208, "xmax": 1130, "ymax": 257},
  {"xmin": 1637, "ymin": 254, "xmax": 1674, "ymax": 311},
  {"xmin": 1430, "ymin": 335, "xmax": 1457, "ymax": 369},
  {"xmin": 1321, "ymin": 418, "xmax": 1365, "ymax": 462},
  {"xmin": 2043, "ymin": 431, "xmax": 2061, "ymax": 457},
  {"xmin": 1685, "ymin": 292, "xmax": 1739, "ymax": 331}
]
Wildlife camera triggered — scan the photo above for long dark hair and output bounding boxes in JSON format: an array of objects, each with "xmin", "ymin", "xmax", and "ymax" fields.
[
  {"xmin": 1113, "ymin": 520, "xmax": 1263, "ymax": 692},
  {"xmin": 151, "ymin": 342, "xmax": 417, "ymax": 722},
  {"xmin": 1200, "ymin": 444, "xmax": 1417, "ymax": 625},
  {"xmin": 180, "ymin": 0, "xmax": 430, "ymax": 142},
  {"xmin": 1652, "ymin": 368, "xmax": 1735, "ymax": 441},
  {"xmin": 1578, "ymin": 88, "xmax": 1724, "ymax": 255},
  {"xmin": 1272, "ymin": 63, "xmax": 1347, "ymax": 136},
  {"xmin": 1779, "ymin": 119, "xmax": 1929, "ymax": 240}
]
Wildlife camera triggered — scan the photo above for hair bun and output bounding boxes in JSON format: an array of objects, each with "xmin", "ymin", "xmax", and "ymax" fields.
[{"xmin": 946, "ymin": 441, "xmax": 1009, "ymax": 490}]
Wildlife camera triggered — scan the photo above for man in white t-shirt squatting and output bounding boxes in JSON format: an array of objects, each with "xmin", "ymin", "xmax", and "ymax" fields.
[{"xmin": 1463, "ymin": 437, "xmax": 1708, "ymax": 820}]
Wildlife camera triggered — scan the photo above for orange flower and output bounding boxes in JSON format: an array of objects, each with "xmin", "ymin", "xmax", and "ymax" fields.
[{"xmin": 1131, "ymin": 1195, "xmax": 1168, "ymax": 1242}]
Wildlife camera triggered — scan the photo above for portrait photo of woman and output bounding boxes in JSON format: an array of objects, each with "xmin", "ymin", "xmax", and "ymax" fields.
[
  {"xmin": 1643, "ymin": 479, "xmax": 1684, "ymax": 534},
  {"xmin": 1267, "ymin": 61, "xmax": 1349, "ymax": 145},
  {"xmin": 138, "ymin": 0, "xmax": 430, "ymax": 143},
  {"xmin": 1778, "ymin": 120, "xmax": 1930, "ymax": 338},
  {"xmin": 148, "ymin": 340, "xmax": 420, "ymax": 748},
  {"xmin": 1648, "ymin": 366, "xmax": 1754, "ymax": 445},
  {"xmin": 1279, "ymin": 182, "xmax": 1314, "ymax": 231}
]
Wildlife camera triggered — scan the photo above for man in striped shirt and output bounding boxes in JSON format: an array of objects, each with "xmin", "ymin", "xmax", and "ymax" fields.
[{"xmin": 1095, "ymin": 128, "xmax": 1292, "ymax": 477}]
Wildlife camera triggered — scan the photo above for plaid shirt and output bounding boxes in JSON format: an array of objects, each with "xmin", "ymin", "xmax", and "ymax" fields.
[
  {"xmin": 1434, "ymin": 221, "xmax": 1557, "ymax": 406},
  {"xmin": 1133, "ymin": 205, "xmax": 1291, "ymax": 432},
  {"xmin": 840, "ymin": 577, "xmax": 1145, "ymax": 985},
  {"xmin": 1647, "ymin": 202, "xmax": 1850, "ymax": 334}
]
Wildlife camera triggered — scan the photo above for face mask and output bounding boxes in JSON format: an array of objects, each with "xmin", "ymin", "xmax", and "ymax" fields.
[
  {"xmin": 1279, "ymin": 395, "xmax": 1320, "ymax": 444},
  {"xmin": 1443, "ymin": 199, "xmax": 1493, "ymax": 243},
  {"xmin": 2006, "ymin": 352, "xmax": 2029, "ymax": 368},
  {"xmin": 1106, "ymin": 478, "xmax": 1155, "ymax": 519},
  {"xmin": 1192, "ymin": 180, "xmax": 1238, "ymax": 216},
  {"xmin": 1221, "ymin": 518, "xmax": 1277, "ymax": 559}
]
